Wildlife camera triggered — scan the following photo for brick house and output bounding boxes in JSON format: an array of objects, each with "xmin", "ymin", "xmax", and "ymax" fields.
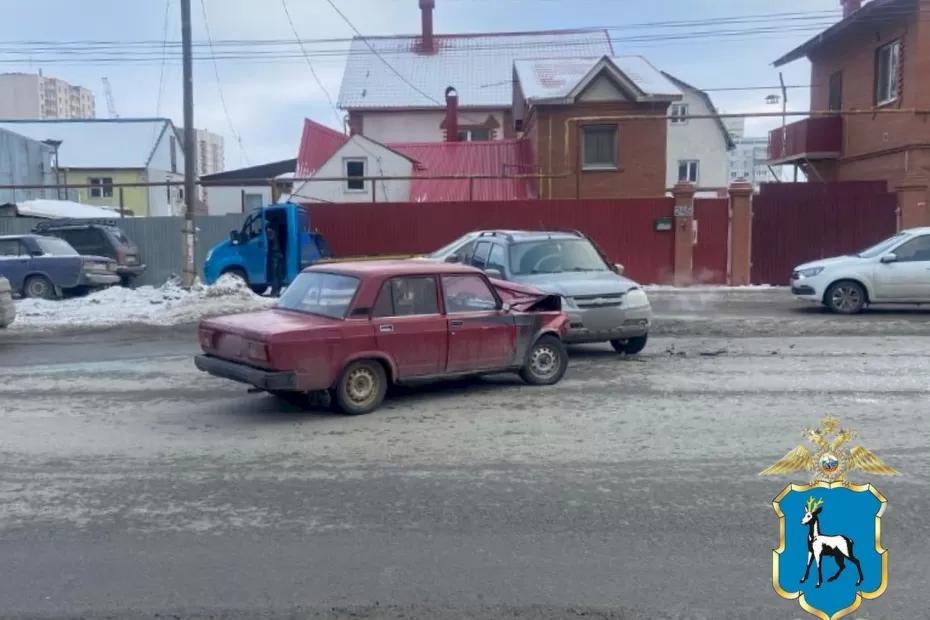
[{"xmin": 769, "ymin": 0, "xmax": 930, "ymax": 194}]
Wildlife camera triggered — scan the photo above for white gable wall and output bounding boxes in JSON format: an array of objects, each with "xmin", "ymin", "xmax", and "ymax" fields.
[
  {"xmin": 577, "ymin": 75, "xmax": 629, "ymax": 102},
  {"xmin": 291, "ymin": 136, "xmax": 413, "ymax": 203},
  {"xmin": 358, "ymin": 110, "xmax": 508, "ymax": 143},
  {"xmin": 665, "ymin": 86, "xmax": 730, "ymax": 191}
]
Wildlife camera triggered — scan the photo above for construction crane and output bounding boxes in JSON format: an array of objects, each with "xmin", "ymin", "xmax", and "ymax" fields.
[{"xmin": 102, "ymin": 77, "xmax": 119, "ymax": 118}]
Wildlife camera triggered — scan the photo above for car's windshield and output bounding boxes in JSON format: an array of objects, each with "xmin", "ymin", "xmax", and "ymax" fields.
[
  {"xmin": 857, "ymin": 233, "xmax": 907, "ymax": 258},
  {"xmin": 428, "ymin": 233, "xmax": 475, "ymax": 259},
  {"xmin": 509, "ymin": 238, "xmax": 609, "ymax": 275},
  {"xmin": 35, "ymin": 237, "xmax": 78, "ymax": 256},
  {"xmin": 276, "ymin": 271, "xmax": 359, "ymax": 319}
]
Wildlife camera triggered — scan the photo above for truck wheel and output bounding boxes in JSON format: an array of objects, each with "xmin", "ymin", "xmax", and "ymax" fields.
[
  {"xmin": 24, "ymin": 275, "xmax": 58, "ymax": 300},
  {"xmin": 335, "ymin": 360, "xmax": 387, "ymax": 415},
  {"xmin": 611, "ymin": 334, "xmax": 648, "ymax": 355},
  {"xmin": 519, "ymin": 335, "xmax": 567, "ymax": 386},
  {"xmin": 825, "ymin": 281, "xmax": 866, "ymax": 314}
]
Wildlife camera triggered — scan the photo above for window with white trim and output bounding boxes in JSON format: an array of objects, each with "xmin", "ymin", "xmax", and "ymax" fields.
[
  {"xmin": 344, "ymin": 158, "xmax": 366, "ymax": 192},
  {"xmin": 669, "ymin": 103, "xmax": 689, "ymax": 124},
  {"xmin": 677, "ymin": 160, "xmax": 699, "ymax": 183},
  {"xmin": 875, "ymin": 40, "xmax": 901, "ymax": 105}
]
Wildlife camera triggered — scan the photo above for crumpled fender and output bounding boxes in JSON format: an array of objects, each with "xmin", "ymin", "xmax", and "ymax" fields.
[{"xmin": 488, "ymin": 277, "xmax": 562, "ymax": 312}]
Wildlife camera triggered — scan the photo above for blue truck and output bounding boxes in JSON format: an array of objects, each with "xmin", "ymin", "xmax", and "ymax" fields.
[{"xmin": 204, "ymin": 203, "xmax": 332, "ymax": 294}]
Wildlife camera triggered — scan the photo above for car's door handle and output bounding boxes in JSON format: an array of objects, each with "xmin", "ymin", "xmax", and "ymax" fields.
[
  {"xmin": 450, "ymin": 320, "xmax": 464, "ymax": 328},
  {"xmin": 379, "ymin": 324, "xmax": 394, "ymax": 333}
]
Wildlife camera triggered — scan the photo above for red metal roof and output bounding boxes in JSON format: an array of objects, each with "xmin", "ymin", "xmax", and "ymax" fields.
[
  {"xmin": 296, "ymin": 119, "xmax": 349, "ymax": 177},
  {"xmin": 390, "ymin": 139, "xmax": 536, "ymax": 202}
]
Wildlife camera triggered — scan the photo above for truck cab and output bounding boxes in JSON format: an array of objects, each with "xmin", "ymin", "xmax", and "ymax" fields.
[{"xmin": 203, "ymin": 202, "xmax": 331, "ymax": 293}]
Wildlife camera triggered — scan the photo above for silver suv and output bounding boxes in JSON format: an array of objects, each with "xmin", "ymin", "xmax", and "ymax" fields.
[{"xmin": 427, "ymin": 230, "xmax": 651, "ymax": 354}]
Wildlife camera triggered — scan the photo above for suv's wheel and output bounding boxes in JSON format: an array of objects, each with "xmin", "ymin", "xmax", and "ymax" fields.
[
  {"xmin": 825, "ymin": 281, "xmax": 866, "ymax": 314},
  {"xmin": 24, "ymin": 275, "xmax": 58, "ymax": 300},
  {"xmin": 335, "ymin": 360, "xmax": 387, "ymax": 415},
  {"xmin": 611, "ymin": 334, "xmax": 648, "ymax": 355},
  {"xmin": 519, "ymin": 335, "xmax": 568, "ymax": 385}
]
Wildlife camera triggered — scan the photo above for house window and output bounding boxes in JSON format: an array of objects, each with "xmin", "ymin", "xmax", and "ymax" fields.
[
  {"xmin": 669, "ymin": 103, "xmax": 689, "ymax": 124},
  {"xmin": 828, "ymin": 70, "xmax": 843, "ymax": 111},
  {"xmin": 89, "ymin": 177, "xmax": 114, "ymax": 198},
  {"xmin": 581, "ymin": 125, "xmax": 618, "ymax": 170},
  {"xmin": 457, "ymin": 128, "xmax": 492, "ymax": 142},
  {"xmin": 875, "ymin": 40, "xmax": 901, "ymax": 105},
  {"xmin": 345, "ymin": 158, "xmax": 366, "ymax": 191},
  {"xmin": 677, "ymin": 160, "xmax": 699, "ymax": 184}
]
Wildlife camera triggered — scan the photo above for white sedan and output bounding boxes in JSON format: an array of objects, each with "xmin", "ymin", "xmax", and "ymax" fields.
[{"xmin": 791, "ymin": 227, "xmax": 930, "ymax": 313}]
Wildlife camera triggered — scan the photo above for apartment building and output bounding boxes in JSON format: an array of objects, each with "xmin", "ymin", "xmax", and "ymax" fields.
[{"xmin": 0, "ymin": 72, "xmax": 96, "ymax": 120}]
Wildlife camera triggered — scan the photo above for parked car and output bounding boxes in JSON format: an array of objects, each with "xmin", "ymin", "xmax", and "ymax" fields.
[
  {"xmin": 0, "ymin": 234, "xmax": 120, "ymax": 299},
  {"xmin": 195, "ymin": 260, "xmax": 569, "ymax": 415},
  {"xmin": 425, "ymin": 230, "xmax": 651, "ymax": 354},
  {"xmin": 791, "ymin": 227, "xmax": 930, "ymax": 314},
  {"xmin": 33, "ymin": 219, "xmax": 145, "ymax": 286},
  {"xmin": 0, "ymin": 276, "xmax": 14, "ymax": 327}
]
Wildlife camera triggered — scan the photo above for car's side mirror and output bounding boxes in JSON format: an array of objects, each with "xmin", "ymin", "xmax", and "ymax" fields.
[
  {"xmin": 485, "ymin": 267, "xmax": 503, "ymax": 279},
  {"xmin": 30, "ymin": 250, "xmax": 44, "ymax": 257},
  {"xmin": 614, "ymin": 263, "xmax": 625, "ymax": 275},
  {"xmin": 229, "ymin": 230, "xmax": 239, "ymax": 245},
  {"xmin": 501, "ymin": 302, "xmax": 512, "ymax": 312},
  {"xmin": 880, "ymin": 253, "xmax": 897, "ymax": 264},
  {"xmin": 444, "ymin": 254, "xmax": 461, "ymax": 263}
]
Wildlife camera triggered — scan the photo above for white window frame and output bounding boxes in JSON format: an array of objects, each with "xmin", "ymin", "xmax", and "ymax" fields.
[
  {"xmin": 456, "ymin": 128, "xmax": 492, "ymax": 142},
  {"xmin": 669, "ymin": 103, "xmax": 689, "ymax": 124},
  {"xmin": 678, "ymin": 160, "xmax": 699, "ymax": 184},
  {"xmin": 344, "ymin": 157, "xmax": 367, "ymax": 193},
  {"xmin": 875, "ymin": 40, "xmax": 901, "ymax": 106}
]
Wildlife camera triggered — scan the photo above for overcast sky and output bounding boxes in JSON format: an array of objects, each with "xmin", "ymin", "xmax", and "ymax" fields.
[{"xmin": 2, "ymin": 0, "xmax": 840, "ymax": 169}]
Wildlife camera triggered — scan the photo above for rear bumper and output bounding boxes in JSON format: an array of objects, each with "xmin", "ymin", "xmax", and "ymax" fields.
[
  {"xmin": 194, "ymin": 354, "xmax": 298, "ymax": 391},
  {"xmin": 79, "ymin": 272, "xmax": 122, "ymax": 287},
  {"xmin": 117, "ymin": 264, "xmax": 146, "ymax": 277}
]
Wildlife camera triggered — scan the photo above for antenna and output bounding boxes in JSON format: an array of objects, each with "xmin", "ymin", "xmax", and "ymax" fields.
[{"xmin": 102, "ymin": 77, "xmax": 119, "ymax": 118}]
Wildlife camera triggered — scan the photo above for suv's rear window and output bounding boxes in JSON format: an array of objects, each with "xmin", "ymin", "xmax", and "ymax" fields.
[{"xmin": 276, "ymin": 272, "xmax": 359, "ymax": 319}]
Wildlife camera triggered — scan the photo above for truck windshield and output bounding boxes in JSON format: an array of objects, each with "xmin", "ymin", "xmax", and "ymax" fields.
[
  {"xmin": 276, "ymin": 272, "xmax": 359, "ymax": 319},
  {"xmin": 509, "ymin": 239, "xmax": 609, "ymax": 275}
]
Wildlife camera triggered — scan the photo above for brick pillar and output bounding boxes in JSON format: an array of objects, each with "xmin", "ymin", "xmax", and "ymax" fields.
[
  {"xmin": 728, "ymin": 180, "xmax": 754, "ymax": 286},
  {"xmin": 672, "ymin": 181, "xmax": 696, "ymax": 286},
  {"xmin": 896, "ymin": 175, "xmax": 930, "ymax": 229}
]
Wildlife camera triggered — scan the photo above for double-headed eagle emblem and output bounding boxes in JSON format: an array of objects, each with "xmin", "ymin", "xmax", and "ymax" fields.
[{"xmin": 760, "ymin": 416, "xmax": 897, "ymax": 483}]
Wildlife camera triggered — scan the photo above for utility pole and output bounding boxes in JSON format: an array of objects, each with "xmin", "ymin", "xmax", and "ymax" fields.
[{"xmin": 181, "ymin": 0, "xmax": 197, "ymax": 289}]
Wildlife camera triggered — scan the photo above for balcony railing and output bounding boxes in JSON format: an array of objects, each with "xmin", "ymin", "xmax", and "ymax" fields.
[{"xmin": 768, "ymin": 116, "xmax": 842, "ymax": 164}]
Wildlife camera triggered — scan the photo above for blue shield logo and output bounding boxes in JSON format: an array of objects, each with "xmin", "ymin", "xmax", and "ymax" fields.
[{"xmin": 773, "ymin": 482, "xmax": 888, "ymax": 620}]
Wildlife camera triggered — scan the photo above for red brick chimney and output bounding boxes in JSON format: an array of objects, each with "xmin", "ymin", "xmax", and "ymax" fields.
[
  {"xmin": 841, "ymin": 0, "xmax": 862, "ymax": 17},
  {"xmin": 420, "ymin": 0, "xmax": 435, "ymax": 53},
  {"xmin": 445, "ymin": 86, "xmax": 458, "ymax": 142}
]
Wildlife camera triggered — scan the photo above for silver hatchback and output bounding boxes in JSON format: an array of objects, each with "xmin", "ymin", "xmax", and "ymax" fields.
[{"xmin": 426, "ymin": 230, "xmax": 651, "ymax": 354}]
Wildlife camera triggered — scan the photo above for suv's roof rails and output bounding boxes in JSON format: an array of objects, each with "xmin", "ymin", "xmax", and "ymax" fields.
[
  {"xmin": 477, "ymin": 230, "xmax": 514, "ymax": 241},
  {"xmin": 32, "ymin": 217, "xmax": 120, "ymax": 231}
]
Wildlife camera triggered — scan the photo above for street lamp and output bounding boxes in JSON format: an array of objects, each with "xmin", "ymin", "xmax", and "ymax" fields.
[{"xmin": 42, "ymin": 139, "xmax": 63, "ymax": 200}]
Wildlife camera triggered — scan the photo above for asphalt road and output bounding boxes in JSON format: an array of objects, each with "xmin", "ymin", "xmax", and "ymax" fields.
[{"xmin": 1, "ymin": 290, "xmax": 929, "ymax": 619}]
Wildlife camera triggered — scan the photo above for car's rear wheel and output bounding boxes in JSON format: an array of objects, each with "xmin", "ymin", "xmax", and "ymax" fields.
[
  {"xmin": 825, "ymin": 281, "xmax": 866, "ymax": 314},
  {"xmin": 520, "ymin": 335, "xmax": 568, "ymax": 385},
  {"xmin": 23, "ymin": 275, "xmax": 58, "ymax": 300},
  {"xmin": 335, "ymin": 360, "xmax": 387, "ymax": 415},
  {"xmin": 611, "ymin": 334, "xmax": 648, "ymax": 355}
]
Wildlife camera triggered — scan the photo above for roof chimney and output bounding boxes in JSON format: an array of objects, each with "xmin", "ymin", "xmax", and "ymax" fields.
[
  {"xmin": 445, "ymin": 86, "xmax": 458, "ymax": 142},
  {"xmin": 841, "ymin": 0, "xmax": 861, "ymax": 17},
  {"xmin": 420, "ymin": 0, "xmax": 435, "ymax": 53}
]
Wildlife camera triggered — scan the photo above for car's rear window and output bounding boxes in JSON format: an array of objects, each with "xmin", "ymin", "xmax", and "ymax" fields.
[
  {"xmin": 276, "ymin": 272, "xmax": 359, "ymax": 319},
  {"xmin": 35, "ymin": 237, "xmax": 78, "ymax": 256}
]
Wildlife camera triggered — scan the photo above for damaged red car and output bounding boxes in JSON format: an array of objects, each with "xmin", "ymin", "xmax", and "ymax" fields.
[{"xmin": 195, "ymin": 260, "xmax": 569, "ymax": 415}]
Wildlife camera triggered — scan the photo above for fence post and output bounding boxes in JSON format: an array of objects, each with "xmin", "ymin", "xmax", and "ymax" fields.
[
  {"xmin": 671, "ymin": 182, "xmax": 696, "ymax": 286},
  {"xmin": 469, "ymin": 177, "xmax": 474, "ymax": 203},
  {"xmin": 728, "ymin": 180, "xmax": 754, "ymax": 286},
  {"xmin": 119, "ymin": 186, "xmax": 125, "ymax": 218},
  {"xmin": 895, "ymin": 175, "xmax": 930, "ymax": 229}
]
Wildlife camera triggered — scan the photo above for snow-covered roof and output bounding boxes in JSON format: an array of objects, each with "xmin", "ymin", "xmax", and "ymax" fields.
[
  {"xmin": 0, "ymin": 119, "xmax": 177, "ymax": 169},
  {"xmin": 514, "ymin": 56, "xmax": 682, "ymax": 104},
  {"xmin": 13, "ymin": 199, "xmax": 126, "ymax": 219},
  {"xmin": 338, "ymin": 30, "xmax": 613, "ymax": 110}
]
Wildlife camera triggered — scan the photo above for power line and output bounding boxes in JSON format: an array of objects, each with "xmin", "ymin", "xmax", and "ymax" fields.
[
  {"xmin": 199, "ymin": 0, "xmax": 249, "ymax": 165},
  {"xmin": 280, "ymin": 0, "xmax": 342, "ymax": 127}
]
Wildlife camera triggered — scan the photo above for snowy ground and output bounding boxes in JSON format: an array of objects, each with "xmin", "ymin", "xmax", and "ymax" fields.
[{"xmin": 6, "ymin": 274, "xmax": 274, "ymax": 331}]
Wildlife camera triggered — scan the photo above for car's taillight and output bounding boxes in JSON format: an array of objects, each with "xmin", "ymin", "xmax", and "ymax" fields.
[
  {"xmin": 116, "ymin": 248, "xmax": 127, "ymax": 264},
  {"xmin": 248, "ymin": 341, "xmax": 269, "ymax": 361}
]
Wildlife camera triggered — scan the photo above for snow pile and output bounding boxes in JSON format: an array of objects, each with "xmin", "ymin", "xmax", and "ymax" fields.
[
  {"xmin": 9, "ymin": 274, "xmax": 275, "ymax": 331},
  {"xmin": 15, "ymin": 199, "xmax": 126, "ymax": 219}
]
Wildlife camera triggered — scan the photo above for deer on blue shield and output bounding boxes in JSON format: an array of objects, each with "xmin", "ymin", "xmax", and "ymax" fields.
[{"xmin": 800, "ymin": 496, "xmax": 864, "ymax": 588}]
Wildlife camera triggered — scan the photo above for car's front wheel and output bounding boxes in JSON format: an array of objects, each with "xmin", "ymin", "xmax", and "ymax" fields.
[
  {"xmin": 23, "ymin": 275, "xmax": 58, "ymax": 300},
  {"xmin": 825, "ymin": 281, "xmax": 866, "ymax": 314},
  {"xmin": 335, "ymin": 360, "xmax": 388, "ymax": 415},
  {"xmin": 520, "ymin": 335, "xmax": 568, "ymax": 385},
  {"xmin": 611, "ymin": 334, "xmax": 648, "ymax": 355}
]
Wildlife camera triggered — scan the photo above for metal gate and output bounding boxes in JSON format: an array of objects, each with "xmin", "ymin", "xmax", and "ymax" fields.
[{"xmin": 750, "ymin": 182, "xmax": 898, "ymax": 285}]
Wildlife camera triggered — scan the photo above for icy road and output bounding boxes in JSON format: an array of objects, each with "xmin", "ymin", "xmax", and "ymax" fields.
[{"xmin": 0, "ymin": 290, "xmax": 928, "ymax": 620}]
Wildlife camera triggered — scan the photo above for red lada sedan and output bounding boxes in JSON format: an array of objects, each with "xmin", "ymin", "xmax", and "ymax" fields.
[{"xmin": 195, "ymin": 260, "xmax": 570, "ymax": 414}]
